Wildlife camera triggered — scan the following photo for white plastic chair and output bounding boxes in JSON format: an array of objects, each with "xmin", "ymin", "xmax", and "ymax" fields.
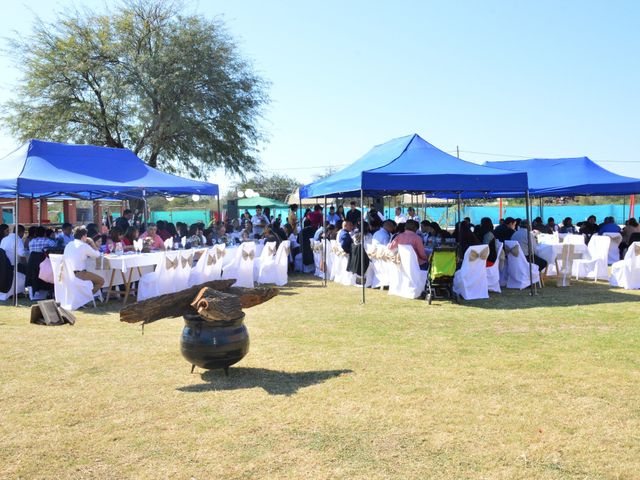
[
  {"xmin": 563, "ymin": 234, "xmax": 586, "ymax": 246},
  {"xmin": 602, "ymin": 232, "xmax": 622, "ymax": 265},
  {"xmin": 572, "ymin": 235, "xmax": 610, "ymax": 281},
  {"xmin": 453, "ymin": 245, "xmax": 490, "ymax": 300},
  {"xmin": 555, "ymin": 243, "xmax": 576, "ymax": 287},
  {"xmin": 174, "ymin": 251, "xmax": 194, "ymax": 292},
  {"xmin": 228, "ymin": 242, "xmax": 255, "ymax": 288},
  {"xmin": 610, "ymin": 242, "xmax": 640, "ymax": 289},
  {"xmin": 504, "ymin": 240, "xmax": 540, "ymax": 290},
  {"xmin": 138, "ymin": 251, "xmax": 179, "ymax": 301},
  {"xmin": 331, "ymin": 241, "xmax": 354, "ymax": 286},
  {"xmin": 259, "ymin": 240, "xmax": 290, "ymax": 286},
  {"xmin": 486, "ymin": 242, "xmax": 503, "ymax": 293},
  {"xmin": 48, "ymin": 256, "xmax": 95, "ymax": 310},
  {"xmin": 388, "ymin": 244, "xmax": 427, "ymax": 299}
]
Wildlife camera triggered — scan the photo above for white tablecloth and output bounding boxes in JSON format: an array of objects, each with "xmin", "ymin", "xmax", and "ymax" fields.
[{"xmin": 536, "ymin": 243, "xmax": 587, "ymax": 265}]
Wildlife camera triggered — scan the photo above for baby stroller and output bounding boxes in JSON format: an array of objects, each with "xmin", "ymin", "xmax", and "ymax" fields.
[{"xmin": 425, "ymin": 246, "xmax": 457, "ymax": 304}]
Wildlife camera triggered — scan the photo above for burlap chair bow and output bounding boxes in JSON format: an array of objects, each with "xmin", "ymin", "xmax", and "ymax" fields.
[
  {"xmin": 207, "ymin": 253, "xmax": 217, "ymax": 266},
  {"xmin": 635, "ymin": 244, "xmax": 640, "ymax": 256},
  {"xmin": 242, "ymin": 250, "xmax": 255, "ymax": 261},
  {"xmin": 267, "ymin": 244, "xmax": 277, "ymax": 256},
  {"xmin": 181, "ymin": 255, "xmax": 194, "ymax": 268},
  {"xmin": 216, "ymin": 249, "xmax": 225, "ymax": 259},
  {"xmin": 58, "ymin": 262, "xmax": 65, "ymax": 282},
  {"xmin": 166, "ymin": 257, "xmax": 179, "ymax": 270},
  {"xmin": 312, "ymin": 243, "xmax": 323, "ymax": 253},
  {"xmin": 504, "ymin": 244, "xmax": 520, "ymax": 257},
  {"xmin": 609, "ymin": 235, "xmax": 622, "ymax": 245},
  {"xmin": 469, "ymin": 247, "xmax": 489, "ymax": 262}
]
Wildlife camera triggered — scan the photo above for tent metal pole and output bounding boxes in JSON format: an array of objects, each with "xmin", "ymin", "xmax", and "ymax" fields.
[
  {"xmin": 217, "ymin": 195, "xmax": 221, "ymax": 223},
  {"xmin": 323, "ymin": 195, "xmax": 327, "ymax": 287},
  {"xmin": 13, "ymin": 192, "xmax": 19, "ymax": 307},
  {"xmin": 360, "ymin": 188, "xmax": 365, "ymax": 304},
  {"xmin": 525, "ymin": 188, "xmax": 537, "ymax": 296},
  {"xmin": 457, "ymin": 193, "xmax": 462, "ymax": 259}
]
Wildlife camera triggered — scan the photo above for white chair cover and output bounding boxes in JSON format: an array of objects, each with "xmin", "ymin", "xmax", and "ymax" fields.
[
  {"xmin": 331, "ymin": 241, "xmax": 354, "ymax": 286},
  {"xmin": 610, "ymin": 242, "xmax": 640, "ymax": 289},
  {"xmin": 188, "ymin": 248, "xmax": 216, "ymax": 287},
  {"xmin": 505, "ymin": 240, "xmax": 540, "ymax": 290},
  {"xmin": 230, "ymin": 242, "xmax": 255, "ymax": 288},
  {"xmin": 164, "ymin": 237, "xmax": 173, "ymax": 250},
  {"xmin": 259, "ymin": 240, "xmax": 290, "ymax": 286},
  {"xmin": 486, "ymin": 242, "xmax": 503, "ymax": 293},
  {"xmin": 255, "ymin": 241, "xmax": 277, "ymax": 279},
  {"xmin": 138, "ymin": 251, "xmax": 179, "ymax": 301},
  {"xmin": 453, "ymin": 245, "xmax": 490, "ymax": 300},
  {"xmin": 388, "ymin": 244, "xmax": 427, "ymax": 299},
  {"xmin": 207, "ymin": 244, "xmax": 225, "ymax": 281},
  {"xmin": 48, "ymin": 255, "xmax": 94, "ymax": 310},
  {"xmin": 174, "ymin": 250, "xmax": 194, "ymax": 292},
  {"xmin": 572, "ymin": 235, "xmax": 610, "ymax": 281},
  {"xmin": 602, "ymin": 232, "xmax": 622, "ymax": 265}
]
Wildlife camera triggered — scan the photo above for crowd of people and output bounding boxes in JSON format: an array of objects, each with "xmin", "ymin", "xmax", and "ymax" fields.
[{"xmin": 2, "ymin": 203, "xmax": 640, "ymax": 300}]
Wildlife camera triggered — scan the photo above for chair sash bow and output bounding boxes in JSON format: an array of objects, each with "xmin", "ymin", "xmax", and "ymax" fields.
[
  {"xmin": 504, "ymin": 244, "xmax": 520, "ymax": 257},
  {"xmin": 242, "ymin": 250, "xmax": 255, "ymax": 261},
  {"xmin": 166, "ymin": 257, "xmax": 179, "ymax": 270},
  {"xmin": 469, "ymin": 247, "xmax": 489, "ymax": 261},
  {"xmin": 181, "ymin": 255, "xmax": 194, "ymax": 268},
  {"xmin": 207, "ymin": 253, "xmax": 217, "ymax": 266}
]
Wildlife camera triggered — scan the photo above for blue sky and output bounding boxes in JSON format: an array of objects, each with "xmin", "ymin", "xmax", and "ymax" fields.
[{"xmin": 1, "ymin": 0, "xmax": 639, "ymax": 192}]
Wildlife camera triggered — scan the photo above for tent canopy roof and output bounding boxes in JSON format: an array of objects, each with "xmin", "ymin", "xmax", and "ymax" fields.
[
  {"xmin": 0, "ymin": 139, "xmax": 219, "ymax": 199},
  {"xmin": 484, "ymin": 157, "xmax": 640, "ymax": 196},
  {"xmin": 300, "ymin": 134, "xmax": 528, "ymax": 198},
  {"xmin": 237, "ymin": 195, "xmax": 289, "ymax": 209}
]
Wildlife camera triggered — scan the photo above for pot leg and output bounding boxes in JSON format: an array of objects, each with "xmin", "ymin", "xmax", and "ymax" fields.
[{"xmin": 190, "ymin": 364, "xmax": 196, "ymax": 374}]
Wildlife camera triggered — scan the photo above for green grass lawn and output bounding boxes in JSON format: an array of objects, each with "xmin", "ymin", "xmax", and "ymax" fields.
[{"xmin": 1, "ymin": 276, "xmax": 639, "ymax": 479}]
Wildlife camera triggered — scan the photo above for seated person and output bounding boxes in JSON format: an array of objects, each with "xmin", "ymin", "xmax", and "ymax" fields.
[
  {"xmin": 63, "ymin": 227, "xmax": 104, "ymax": 294},
  {"xmin": 140, "ymin": 223, "xmax": 166, "ymax": 250},
  {"xmin": 372, "ymin": 220, "xmax": 395, "ymax": 246},
  {"xmin": 121, "ymin": 226, "xmax": 140, "ymax": 251},
  {"xmin": 456, "ymin": 221, "xmax": 480, "ymax": 261},
  {"xmin": 579, "ymin": 215, "xmax": 599, "ymax": 236},
  {"xmin": 56, "ymin": 222, "xmax": 74, "ymax": 247},
  {"xmin": 388, "ymin": 219, "xmax": 429, "ymax": 270},
  {"xmin": 493, "ymin": 217, "xmax": 516, "ymax": 242},
  {"xmin": 598, "ymin": 216, "xmax": 621, "ymax": 234},
  {"xmin": 338, "ymin": 220, "xmax": 354, "ymax": 254},
  {"xmin": 187, "ymin": 223, "xmax": 204, "ymax": 248},
  {"xmin": 559, "ymin": 217, "xmax": 578, "ymax": 234},
  {"xmin": 544, "ymin": 217, "xmax": 559, "ymax": 234},
  {"xmin": 511, "ymin": 220, "xmax": 548, "ymax": 272},
  {"xmin": 28, "ymin": 226, "xmax": 57, "ymax": 253},
  {"xmin": 474, "ymin": 217, "xmax": 497, "ymax": 266}
]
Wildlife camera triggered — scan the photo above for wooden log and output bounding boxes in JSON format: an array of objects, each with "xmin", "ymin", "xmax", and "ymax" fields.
[
  {"xmin": 119, "ymin": 281, "xmax": 279, "ymax": 325},
  {"xmin": 190, "ymin": 288, "xmax": 243, "ymax": 322},
  {"xmin": 227, "ymin": 287, "xmax": 280, "ymax": 309},
  {"xmin": 119, "ymin": 279, "xmax": 235, "ymax": 324}
]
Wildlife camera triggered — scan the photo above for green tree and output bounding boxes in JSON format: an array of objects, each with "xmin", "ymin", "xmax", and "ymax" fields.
[
  {"xmin": 2, "ymin": 0, "xmax": 268, "ymax": 178},
  {"xmin": 229, "ymin": 174, "xmax": 301, "ymax": 203}
]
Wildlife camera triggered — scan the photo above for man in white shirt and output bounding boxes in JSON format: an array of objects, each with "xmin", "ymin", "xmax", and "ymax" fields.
[
  {"xmin": 511, "ymin": 220, "xmax": 548, "ymax": 273},
  {"xmin": 63, "ymin": 227, "xmax": 104, "ymax": 294},
  {"xmin": 394, "ymin": 207, "xmax": 407, "ymax": 224},
  {"xmin": 372, "ymin": 220, "xmax": 395, "ymax": 246},
  {"xmin": 251, "ymin": 205, "xmax": 269, "ymax": 238},
  {"xmin": 0, "ymin": 225, "xmax": 26, "ymax": 273}
]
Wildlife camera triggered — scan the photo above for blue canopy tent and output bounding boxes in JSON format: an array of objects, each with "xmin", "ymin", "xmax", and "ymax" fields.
[
  {"xmin": 300, "ymin": 134, "xmax": 535, "ymax": 301},
  {"xmin": 0, "ymin": 139, "xmax": 220, "ymax": 306},
  {"xmin": 300, "ymin": 134, "xmax": 528, "ymax": 198},
  {"xmin": 484, "ymin": 157, "xmax": 640, "ymax": 197},
  {"xmin": 0, "ymin": 139, "xmax": 219, "ymax": 199}
]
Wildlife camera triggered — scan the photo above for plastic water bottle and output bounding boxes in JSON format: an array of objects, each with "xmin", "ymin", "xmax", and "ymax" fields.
[{"xmin": 115, "ymin": 242, "xmax": 124, "ymax": 256}]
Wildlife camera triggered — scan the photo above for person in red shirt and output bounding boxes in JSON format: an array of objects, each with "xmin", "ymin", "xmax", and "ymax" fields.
[
  {"xmin": 388, "ymin": 219, "xmax": 429, "ymax": 270},
  {"xmin": 306, "ymin": 204, "xmax": 324, "ymax": 229}
]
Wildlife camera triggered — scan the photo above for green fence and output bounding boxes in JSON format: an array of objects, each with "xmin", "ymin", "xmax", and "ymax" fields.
[{"xmin": 150, "ymin": 209, "xmax": 211, "ymax": 225}]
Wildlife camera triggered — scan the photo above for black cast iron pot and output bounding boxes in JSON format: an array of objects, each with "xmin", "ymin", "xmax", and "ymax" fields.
[{"xmin": 181, "ymin": 313, "xmax": 249, "ymax": 374}]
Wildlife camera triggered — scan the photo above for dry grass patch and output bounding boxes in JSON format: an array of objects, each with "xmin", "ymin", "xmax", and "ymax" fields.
[{"xmin": 1, "ymin": 276, "xmax": 639, "ymax": 479}]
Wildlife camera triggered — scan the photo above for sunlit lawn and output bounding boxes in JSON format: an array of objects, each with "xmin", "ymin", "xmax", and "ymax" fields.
[{"xmin": 1, "ymin": 275, "xmax": 639, "ymax": 479}]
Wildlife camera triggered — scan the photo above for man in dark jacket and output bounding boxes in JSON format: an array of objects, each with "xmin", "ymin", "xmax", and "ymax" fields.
[{"xmin": 493, "ymin": 217, "xmax": 516, "ymax": 242}]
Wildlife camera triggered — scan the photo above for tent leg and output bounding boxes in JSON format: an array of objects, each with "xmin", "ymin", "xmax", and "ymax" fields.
[
  {"xmin": 525, "ymin": 189, "xmax": 537, "ymax": 296},
  {"xmin": 323, "ymin": 195, "xmax": 327, "ymax": 287},
  {"xmin": 217, "ymin": 195, "xmax": 221, "ymax": 223},
  {"xmin": 13, "ymin": 193, "xmax": 19, "ymax": 307},
  {"xmin": 360, "ymin": 189, "xmax": 365, "ymax": 304}
]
